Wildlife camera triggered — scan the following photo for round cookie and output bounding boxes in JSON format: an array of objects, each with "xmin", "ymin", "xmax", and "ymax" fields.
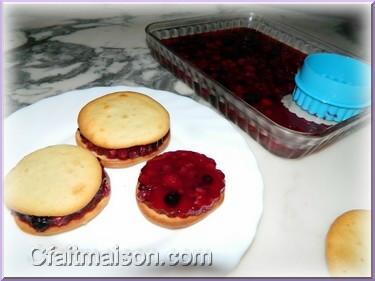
[
  {"xmin": 326, "ymin": 209, "xmax": 371, "ymax": 277},
  {"xmin": 5, "ymin": 145, "xmax": 103, "ymax": 216},
  {"xmin": 136, "ymin": 150, "xmax": 225, "ymax": 229},
  {"xmin": 77, "ymin": 91, "xmax": 170, "ymax": 149}
]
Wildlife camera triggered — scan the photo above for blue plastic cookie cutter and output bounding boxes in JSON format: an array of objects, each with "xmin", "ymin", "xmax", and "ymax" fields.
[{"xmin": 292, "ymin": 53, "xmax": 371, "ymax": 122}]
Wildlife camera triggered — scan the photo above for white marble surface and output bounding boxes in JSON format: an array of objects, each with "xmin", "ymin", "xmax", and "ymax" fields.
[{"xmin": 3, "ymin": 3, "xmax": 372, "ymax": 277}]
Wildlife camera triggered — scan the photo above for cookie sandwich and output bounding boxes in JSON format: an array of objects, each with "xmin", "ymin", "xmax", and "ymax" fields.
[
  {"xmin": 76, "ymin": 91, "xmax": 170, "ymax": 168},
  {"xmin": 5, "ymin": 145, "xmax": 110, "ymax": 235}
]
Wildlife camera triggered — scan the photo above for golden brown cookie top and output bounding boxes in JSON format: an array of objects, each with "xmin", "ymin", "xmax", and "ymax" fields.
[
  {"xmin": 5, "ymin": 145, "xmax": 103, "ymax": 216},
  {"xmin": 326, "ymin": 209, "xmax": 371, "ymax": 277},
  {"xmin": 78, "ymin": 91, "xmax": 170, "ymax": 149}
]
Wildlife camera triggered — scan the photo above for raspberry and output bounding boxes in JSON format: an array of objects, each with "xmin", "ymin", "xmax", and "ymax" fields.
[
  {"xmin": 117, "ymin": 149, "xmax": 128, "ymax": 160},
  {"xmin": 163, "ymin": 174, "xmax": 180, "ymax": 188}
]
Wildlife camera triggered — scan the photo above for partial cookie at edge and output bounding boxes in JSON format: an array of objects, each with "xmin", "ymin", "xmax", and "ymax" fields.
[{"xmin": 326, "ymin": 209, "xmax": 371, "ymax": 277}]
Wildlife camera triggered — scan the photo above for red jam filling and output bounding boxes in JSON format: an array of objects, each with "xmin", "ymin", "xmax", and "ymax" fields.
[
  {"xmin": 161, "ymin": 28, "xmax": 331, "ymax": 133},
  {"xmin": 14, "ymin": 170, "xmax": 110, "ymax": 232},
  {"xmin": 137, "ymin": 150, "xmax": 225, "ymax": 218},
  {"xmin": 79, "ymin": 130, "xmax": 170, "ymax": 160}
]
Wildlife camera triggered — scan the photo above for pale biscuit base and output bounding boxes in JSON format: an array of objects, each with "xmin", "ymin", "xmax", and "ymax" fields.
[
  {"xmin": 5, "ymin": 145, "xmax": 103, "ymax": 217},
  {"xmin": 76, "ymin": 130, "xmax": 170, "ymax": 168},
  {"xmin": 326, "ymin": 209, "xmax": 371, "ymax": 277},
  {"xmin": 137, "ymin": 188, "xmax": 224, "ymax": 229},
  {"xmin": 14, "ymin": 195, "xmax": 110, "ymax": 236},
  {"xmin": 77, "ymin": 91, "xmax": 170, "ymax": 149}
]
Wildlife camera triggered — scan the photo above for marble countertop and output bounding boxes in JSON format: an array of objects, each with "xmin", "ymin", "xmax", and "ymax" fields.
[{"xmin": 3, "ymin": 3, "xmax": 372, "ymax": 277}]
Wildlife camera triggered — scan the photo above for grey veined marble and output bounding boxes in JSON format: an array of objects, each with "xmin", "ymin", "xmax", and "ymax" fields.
[{"xmin": 5, "ymin": 14, "xmax": 196, "ymax": 116}]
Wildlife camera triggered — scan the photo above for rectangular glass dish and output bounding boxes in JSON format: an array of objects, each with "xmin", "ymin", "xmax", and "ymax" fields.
[{"xmin": 145, "ymin": 13, "xmax": 370, "ymax": 158}]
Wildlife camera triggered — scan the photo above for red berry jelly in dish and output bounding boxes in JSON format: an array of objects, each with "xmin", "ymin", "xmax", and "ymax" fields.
[
  {"xmin": 161, "ymin": 28, "xmax": 331, "ymax": 133},
  {"xmin": 136, "ymin": 151, "xmax": 225, "ymax": 228}
]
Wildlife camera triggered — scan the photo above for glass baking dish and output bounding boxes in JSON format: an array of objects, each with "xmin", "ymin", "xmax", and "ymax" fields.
[{"xmin": 145, "ymin": 13, "xmax": 370, "ymax": 158}]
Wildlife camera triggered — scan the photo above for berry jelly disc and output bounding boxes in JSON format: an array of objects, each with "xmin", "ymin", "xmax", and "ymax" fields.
[{"xmin": 137, "ymin": 150, "xmax": 225, "ymax": 218}]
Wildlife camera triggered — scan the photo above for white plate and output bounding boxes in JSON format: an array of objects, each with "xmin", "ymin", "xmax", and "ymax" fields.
[{"xmin": 4, "ymin": 86, "xmax": 263, "ymax": 277}]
